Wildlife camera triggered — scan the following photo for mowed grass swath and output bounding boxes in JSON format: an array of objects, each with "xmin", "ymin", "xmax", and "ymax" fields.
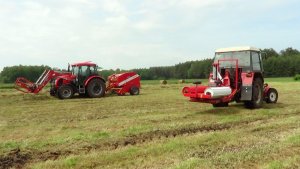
[{"xmin": 0, "ymin": 78, "xmax": 300, "ymax": 168}]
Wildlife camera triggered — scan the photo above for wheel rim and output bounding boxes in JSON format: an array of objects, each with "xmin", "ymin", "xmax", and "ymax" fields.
[
  {"xmin": 92, "ymin": 84, "xmax": 102, "ymax": 95},
  {"xmin": 131, "ymin": 87, "xmax": 139, "ymax": 95},
  {"xmin": 269, "ymin": 92, "xmax": 277, "ymax": 102},
  {"xmin": 62, "ymin": 88, "xmax": 72, "ymax": 98},
  {"xmin": 133, "ymin": 88, "xmax": 138, "ymax": 95}
]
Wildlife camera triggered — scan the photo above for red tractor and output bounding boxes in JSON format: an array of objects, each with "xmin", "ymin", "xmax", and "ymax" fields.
[
  {"xmin": 15, "ymin": 61, "xmax": 141, "ymax": 99},
  {"xmin": 182, "ymin": 46, "xmax": 278, "ymax": 108}
]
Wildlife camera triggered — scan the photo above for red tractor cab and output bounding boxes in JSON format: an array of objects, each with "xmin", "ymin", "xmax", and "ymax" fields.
[
  {"xmin": 106, "ymin": 72, "xmax": 141, "ymax": 96},
  {"xmin": 182, "ymin": 46, "xmax": 278, "ymax": 108}
]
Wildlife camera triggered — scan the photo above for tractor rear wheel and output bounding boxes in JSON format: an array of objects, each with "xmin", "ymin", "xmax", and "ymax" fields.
[
  {"xmin": 266, "ymin": 88, "xmax": 278, "ymax": 103},
  {"xmin": 130, "ymin": 86, "xmax": 140, "ymax": 95},
  {"xmin": 87, "ymin": 79, "xmax": 105, "ymax": 98},
  {"xmin": 244, "ymin": 78, "xmax": 263, "ymax": 108},
  {"xmin": 57, "ymin": 85, "xmax": 74, "ymax": 99},
  {"xmin": 213, "ymin": 102, "xmax": 229, "ymax": 107}
]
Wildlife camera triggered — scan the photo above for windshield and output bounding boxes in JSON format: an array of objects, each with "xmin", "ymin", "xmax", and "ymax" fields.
[
  {"xmin": 72, "ymin": 66, "xmax": 98, "ymax": 76},
  {"xmin": 214, "ymin": 51, "xmax": 250, "ymax": 68},
  {"xmin": 90, "ymin": 66, "xmax": 97, "ymax": 74},
  {"xmin": 72, "ymin": 66, "xmax": 79, "ymax": 76}
]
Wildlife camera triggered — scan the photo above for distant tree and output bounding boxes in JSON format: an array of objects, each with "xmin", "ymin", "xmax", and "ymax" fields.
[
  {"xmin": 280, "ymin": 47, "xmax": 300, "ymax": 57},
  {"xmin": 261, "ymin": 48, "xmax": 279, "ymax": 60},
  {"xmin": 99, "ymin": 69, "xmax": 115, "ymax": 79},
  {"xmin": 174, "ymin": 61, "xmax": 193, "ymax": 79},
  {"xmin": 188, "ymin": 59, "xmax": 213, "ymax": 79},
  {"xmin": 0, "ymin": 65, "xmax": 50, "ymax": 83}
]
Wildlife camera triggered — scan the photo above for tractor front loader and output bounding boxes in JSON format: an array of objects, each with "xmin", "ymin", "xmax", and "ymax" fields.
[{"xmin": 15, "ymin": 70, "xmax": 67, "ymax": 94}]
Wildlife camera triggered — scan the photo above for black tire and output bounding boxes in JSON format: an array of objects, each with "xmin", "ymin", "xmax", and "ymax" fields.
[
  {"xmin": 50, "ymin": 88, "xmax": 56, "ymax": 96},
  {"xmin": 244, "ymin": 78, "xmax": 263, "ymax": 108},
  {"xmin": 58, "ymin": 85, "xmax": 74, "ymax": 99},
  {"xmin": 266, "ymin": 88, "xmax": 278, "ymax": 103},
  {"xmin": 234, "ymin": 92, "xmax": 241, "ymax": 103},
  {"xmin": 130, "ymin": 86, "xmax": 140, "ymax": 95},
  {"xmin": 87, "ymin": 79, "xmax": 106, "ymax": 98},
  {"xmin": 213, "ymin": 102, "xmax": 229, "ymax": 107}
]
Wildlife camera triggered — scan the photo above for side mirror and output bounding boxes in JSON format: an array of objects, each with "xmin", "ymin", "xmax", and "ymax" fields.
[{"xmin": 260, "ymin": 52, "xmax": 267, "ymax": 60}]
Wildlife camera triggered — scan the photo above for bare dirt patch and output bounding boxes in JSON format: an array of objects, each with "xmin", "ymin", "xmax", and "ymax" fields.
[{"xmin": 0, "ymin": 148, "xmax": 31, "ymax": 169}]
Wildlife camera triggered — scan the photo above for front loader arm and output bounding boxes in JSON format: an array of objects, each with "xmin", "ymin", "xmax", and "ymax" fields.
[{"xmin": 15, "ymin": 70, "xmax": 64, "ymax": 94}]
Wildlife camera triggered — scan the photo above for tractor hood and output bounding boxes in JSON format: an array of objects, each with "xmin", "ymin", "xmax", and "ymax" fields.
[{"xmin": 57, "ymin": 73, "xmax": 76, "ymax": 81}]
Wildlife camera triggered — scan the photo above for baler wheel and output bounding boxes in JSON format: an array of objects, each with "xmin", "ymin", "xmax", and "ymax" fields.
[
  {"xmin": 244, "ymin": 78, "xmax": 263, "ymax": 108},
  {"xmin": 57, "ymin": 85, "xmax": 74, "ymax": 99},
  {"xmin": 266, "ymin": 88, "xmax": 278, "ymax": 103},
  {"xmin": 87, "ymin": 79, "xmax": 105, "ymax": 98},
  {"xmin": 213, "ymin": 102, "xmax": 229, "ymax": 107},
  {"xmin": 130, "ymin": 86, "xmax": 140, "ymax": 95}
]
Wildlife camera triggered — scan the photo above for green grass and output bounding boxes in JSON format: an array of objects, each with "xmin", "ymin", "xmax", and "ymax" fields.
[
  {"xmin": 0, "ymin": 78, "xmax": 299, "ymax": 168},
  {"xmin": 0, "ymin": 83, "xmax": 14, "ymax": 89}
]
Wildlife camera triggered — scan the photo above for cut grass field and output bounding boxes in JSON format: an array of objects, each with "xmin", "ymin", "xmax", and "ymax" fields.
[{"xmin": 0, "ymin": 77, "xmax": 299, "ymax": 169}]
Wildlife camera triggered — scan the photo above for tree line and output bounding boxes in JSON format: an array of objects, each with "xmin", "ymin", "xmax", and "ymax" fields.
[
  {"xmin": 262, "ymin": 48, "xmax": 300, "ymax": 77},
  {"xmin": 101, "ymin": 47, "xmax": 300, "ymax": 80},
  {"xmin": 1, "ymin": 47, "xmax": 300, "ymax": 83},
  {"xmin": 0, "ymin": 65, "xmax": 50, "ymax": 83}
]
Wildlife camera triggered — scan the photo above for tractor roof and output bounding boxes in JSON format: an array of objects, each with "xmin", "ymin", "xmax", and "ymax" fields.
[
  {"xmin": 215, "ymin": 46, "xmax": 260, "ymax": 53},
  {"xmin": 71, "ymin": 61, "xmax": 97, "ymax": 67}
]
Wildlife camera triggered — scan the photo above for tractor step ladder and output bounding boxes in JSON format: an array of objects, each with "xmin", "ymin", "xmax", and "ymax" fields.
[{"xmin": 78, "ymin": 85, "xmax": 85, "ymax": 94}]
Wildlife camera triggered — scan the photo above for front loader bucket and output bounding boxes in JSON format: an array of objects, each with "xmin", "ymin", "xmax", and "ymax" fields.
[
  {"xmin": 15, "ymin": 77, "xmax": 36, "ymax": 93},
  {"xmin": 15, "ymin": 69, "xmax": 55, "ymax": 94}
]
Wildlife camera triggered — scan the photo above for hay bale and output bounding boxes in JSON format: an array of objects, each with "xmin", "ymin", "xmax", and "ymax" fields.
[
  {"xmin": 178, "ymin": 79, "xmax": 185, "ymax": 83},
  {"xmin": 160, "ymin": 80, "xmax": 167, "ymax": 85}
]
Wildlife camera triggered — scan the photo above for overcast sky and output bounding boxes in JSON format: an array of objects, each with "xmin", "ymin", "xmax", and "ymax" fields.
[{"xmin": 0, "ymin": 0, "xmax": 299, "ymax": 70}]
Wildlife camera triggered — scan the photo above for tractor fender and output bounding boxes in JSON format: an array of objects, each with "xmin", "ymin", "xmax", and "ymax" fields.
[
  {"xmin": 84, "ymin": 76, "xmax": 106, "ymax": 87},
  {"xmin": 240, "ymin": 72, "xmax": 254, "ymax": 101},
  {"xmin": 55, "ymin": 78, "xmax": 64, "ymax": 88}
]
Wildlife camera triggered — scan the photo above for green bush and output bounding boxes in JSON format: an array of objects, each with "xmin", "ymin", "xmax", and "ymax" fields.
[{"xmin": 294, "ymin": 74, "xmax": 300, "ymax": 81}]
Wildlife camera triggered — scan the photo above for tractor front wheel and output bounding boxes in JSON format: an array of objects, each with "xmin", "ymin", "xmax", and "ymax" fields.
[
  {"xmin": 130, "ymin": 86, "xmax": 140, "ymax": 95},
  {"xmin": 266, "ymin": 88, "xmax": 278, "ymax": 103},
  {"xmin": 87, "ymin": 79, "xmax": 106, "ymax": 98},
  {"xmin": 57, "ymin": 85, "xmax": 74, "ymax": 99},
  {"xmin": 244, "ymin": 78, "xmax": 263, "ymax": 108},
  {"xmin": 50, "ymin": 88, "xmax": 56, "ymax": 96}
]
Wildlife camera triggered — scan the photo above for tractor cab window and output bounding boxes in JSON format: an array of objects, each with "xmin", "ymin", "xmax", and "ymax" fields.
[
  {"xmin": 251, "ymin": 52, "xmax": 261, "ymax": 71},
  {"xmin": 80, "ymin": 66, "xmax": 90, "ymax": 76},
  {"xmin": 72, "ymin": 66, "xmax": 79, "ymax": 76},
  {"xmin": 90, "ymin": 66, "xmax": 97, "ymax": 74},
  {"xmin": 214, "ymin": 51, "xmax": 251, "ymax": 70}
]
